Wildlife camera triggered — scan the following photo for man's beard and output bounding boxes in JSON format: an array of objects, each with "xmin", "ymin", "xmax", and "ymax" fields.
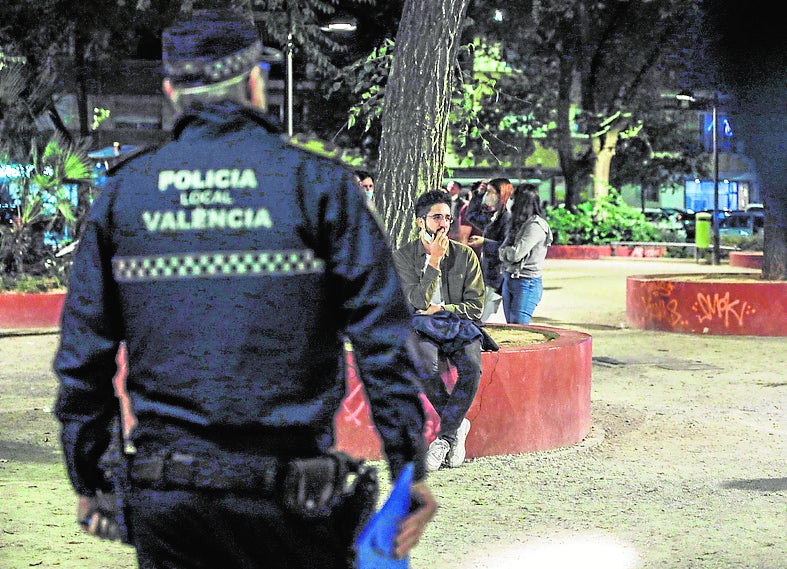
[{"xmin": 424, "ymin": 226, "xmax": 443, "ymax": 243}]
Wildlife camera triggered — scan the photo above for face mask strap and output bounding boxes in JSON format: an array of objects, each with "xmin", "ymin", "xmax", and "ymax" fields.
[{"xmin": 421, "ymin": 217, "xmax": 434, "ymax": 243}]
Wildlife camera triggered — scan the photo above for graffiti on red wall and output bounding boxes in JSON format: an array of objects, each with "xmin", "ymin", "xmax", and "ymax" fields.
[
  {"xmin": 340, "ymin": 356, "xmax": 440, "ymax": 442},
  {"xmin": 637, "ymin": 281, "xmax": 687, "ymax": 327},
  {"xmin": 692, "ymin": 291, "xmax": 756, "ymax": 328},
  {"xmin": 341, "ymin": 380, "xmax": 368, "ymax": 427},
  {"xmin": 636, "ymin": 280, "xmax": 760, "ymax": 331}
]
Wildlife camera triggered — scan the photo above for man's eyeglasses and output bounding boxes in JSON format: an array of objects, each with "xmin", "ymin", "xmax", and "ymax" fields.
[{"xmin": 424, "ymin": 214, "xmax": 454, "ymax": 223}]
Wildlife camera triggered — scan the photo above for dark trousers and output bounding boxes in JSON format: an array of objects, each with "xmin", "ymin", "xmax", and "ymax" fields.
[
  {"xmin": 414, "ymin": 337, "xmax": 482, "ymax": 443},
  {"xmin": 128, "ymin": 488, "xmax": 354, "ymax": 569}
]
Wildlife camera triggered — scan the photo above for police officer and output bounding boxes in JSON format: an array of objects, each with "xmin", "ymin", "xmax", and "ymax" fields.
[{"xmin": 53, "ymin": 8, "xmax": 436, "ymax": 569}]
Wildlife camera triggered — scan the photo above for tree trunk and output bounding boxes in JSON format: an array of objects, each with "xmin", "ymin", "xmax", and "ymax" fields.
[
  {"xmin": 47, "ymin": 107, "xmax": 74, "ymax": 145},
  {"xmin": 555, "ymin": 53, "xmax": 580, "ymax": 210},
  {"xmin": 731, "ymin": 53, "xmax": 787, "ymax": 280},
  {"xmin": 703, "ymin": 1, "xmax": 786, "ymax": 280},
  {"xmin": 376, "ymin": 0, "xmax": 471, "ymax": 249},
  {"xmin": 72, "ymin": 31, "xmax": 91, "ymax": 139},
  {"xmin": 591, "ymin": 128, "xmax": 619, "ymax": 198},
  {"xmin": 736, "ymin": 102, "xmax": 787, "ymax": 280}
]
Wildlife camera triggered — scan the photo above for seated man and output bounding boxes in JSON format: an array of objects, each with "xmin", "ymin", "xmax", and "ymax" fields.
[{"xmin": 393, "ymin": 190, "xmax": 485, "ymax": 471}]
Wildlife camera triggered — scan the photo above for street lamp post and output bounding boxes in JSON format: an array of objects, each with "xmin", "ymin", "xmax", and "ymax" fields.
[
  {"xmin": 677, "ymin": 90, "xmax": 722, "ymax": 265},
  {"xmin": 285, "ymin": 32, "xmax": 294, "ymax": 137},
  {"xmin": 284, "ymin": 17, "xmax": 357, "ymax": 138},
  {"xmin": 711, "ymin": 93, "xmax": 720, "ymax": 265}
]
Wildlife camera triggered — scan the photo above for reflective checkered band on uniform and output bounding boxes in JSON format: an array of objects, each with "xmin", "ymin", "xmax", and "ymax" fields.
[{"xmin": 112, "ymin": 249, "xmax": 325, "ymax": 282}]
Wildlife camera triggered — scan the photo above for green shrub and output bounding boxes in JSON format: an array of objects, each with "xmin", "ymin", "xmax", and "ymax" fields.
[
  {"xmin": 546, "ymin": 191, "xmax": 659, "ymax": 245},
  {"xmin": 720, "ymin": 233, "xmax": 764, "ymax": 252},
  {"xmin": 0, "ymin": 273, "xmax": 64, "ymax": 293}
]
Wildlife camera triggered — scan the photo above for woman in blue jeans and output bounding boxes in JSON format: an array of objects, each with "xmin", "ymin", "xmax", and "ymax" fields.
[{"xmin": 498, "ymin": 185, "xmax": 553, "ymax": 324}]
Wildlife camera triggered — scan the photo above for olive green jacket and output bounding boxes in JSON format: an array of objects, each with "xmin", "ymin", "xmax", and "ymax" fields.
[{"xmin": 392, "ymin": 238, "xmax": 484, "ymax": 321}]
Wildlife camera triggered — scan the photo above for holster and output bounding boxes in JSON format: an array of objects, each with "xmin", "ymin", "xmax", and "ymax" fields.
[
  {"xmin": 96, "ymin": 417, "xmax": 134, "ymax": 544},
  {"xmin": 280, "ymin": 451, "xmax": 379, "ymax": 549}
]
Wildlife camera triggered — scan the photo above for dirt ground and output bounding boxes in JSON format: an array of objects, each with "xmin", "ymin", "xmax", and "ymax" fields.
[{"xmin": 1, "ymin": 258, "xmax": 785, "ymax": 568}]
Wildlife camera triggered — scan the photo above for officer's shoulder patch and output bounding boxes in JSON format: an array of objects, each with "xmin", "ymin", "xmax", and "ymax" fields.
[{"xmin": 284, "ymin": 134, "xmax": 364, "ymax": 168}]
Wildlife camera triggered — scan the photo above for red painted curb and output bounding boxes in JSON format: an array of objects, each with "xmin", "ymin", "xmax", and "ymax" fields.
[
  {"xmin": 626, "ymin": 274, "xmax": 787, "ymax": 336},
  {"xmin": 547, "ymin": 245, "xmax": 665, "ymax": 259},
  {"xmin": 0, "ymin": 292, "xmax": 65, "ymax": 329},
  {"xmin": 729, "ymin": 251, "xmax": 763, "ymax": 270},
  {"xmin": 547, "ymin": 245, "xmax": 611, "ymax": 259},
  {"xmin": 335, "ymin": 325, "xmax": 593, "ymax": 460},
  {"xmin": 613, "ymin": 245, "xmax": 667, "ymax": 258}
]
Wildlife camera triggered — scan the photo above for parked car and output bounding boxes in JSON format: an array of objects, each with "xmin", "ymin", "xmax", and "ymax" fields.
[
  {"xmin": 642, "ymin": 207, "xmax": 686, "ymax": 241},
  {"xmin": 683, "ymin": 209, "xmax": 737, "ymax": 241},
  {"xmin": 671, "ymin": 208, "xmax": 696, "ymax": 241},
  {"xmin": 718, "ymin": 210, "xmax": 764, "ymax": 237},
  {"xmin": 642, "ymin": 207, "xmax": 690, "ymax": 241}
]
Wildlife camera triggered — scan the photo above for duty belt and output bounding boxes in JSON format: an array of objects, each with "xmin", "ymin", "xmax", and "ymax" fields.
[{"xmin": 130, "ymin": 451, "xmax": 280, "ymax": 492}]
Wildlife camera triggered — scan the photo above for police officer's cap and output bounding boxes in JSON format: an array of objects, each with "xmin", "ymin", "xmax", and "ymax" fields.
[{"xmin": 162, "ymin": 9, "xmax": 265, "ymax": 86}]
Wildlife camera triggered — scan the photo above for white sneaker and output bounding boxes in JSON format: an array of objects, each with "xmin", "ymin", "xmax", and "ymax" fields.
[
  {"xmin": 426, "ymin": 438, "xmax": 451, "ymax": 472},
  {"xmin": 446, "ymin": 418, "xmax": 471, "ymax": 468}
]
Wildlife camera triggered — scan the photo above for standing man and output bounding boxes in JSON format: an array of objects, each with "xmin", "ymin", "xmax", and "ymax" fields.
[
  {"xmin": 445, "ymin": 180, "xmax": 467, "ymax": 240},
  {"xmin": 53, "ymin": 8, "xmax": 435, "ymax": 569},
  {"xmin": 392, "ymin": 190, "xmax": 485, "ymax": 471}
]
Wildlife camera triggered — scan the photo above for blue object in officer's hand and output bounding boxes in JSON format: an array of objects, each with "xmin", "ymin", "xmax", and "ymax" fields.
[{"xmin": 355, "ymin": 463, "xmax": 414, "ymax": 569}]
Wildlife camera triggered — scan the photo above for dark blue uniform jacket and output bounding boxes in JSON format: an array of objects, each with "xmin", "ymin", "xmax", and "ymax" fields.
[{"xmin": 53, "ymin": 102, "xmax": 426, "ymax": 496}]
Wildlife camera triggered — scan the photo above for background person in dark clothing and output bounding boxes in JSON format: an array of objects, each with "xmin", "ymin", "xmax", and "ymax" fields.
[
  {"xmin": 457, "ymin": 180, "xmax": 493, "ymax": 257},
  {"xmin": 53, "ymin": 8, "xmax": 436, "ymax": 569},
  {"xmin": 468, "ymin": 178, "xmax": 514, "ymax": 322}
]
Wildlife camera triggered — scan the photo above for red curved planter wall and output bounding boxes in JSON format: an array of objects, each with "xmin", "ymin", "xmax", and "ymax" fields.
[
  {"xmin": 627, "ymin": 274, "xmax": 787, "ymax": 336},
  {"xmin": 115, "ymin": 326, "xmax": 592, "ymax": 460},
  {"xmin": 729, "ymin": 251, "xmax": 763, "ymax": 270},
  {"xmin": 0, "ymin": 292, "xmax": 64, "ymax": 329},
  {"xmin": 4, "ymin": 294, "xmax": 593, "ymax": 460},
  {"xmin": 334, "ymin": 325, "xmax": 592, "ymax": 460}
]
